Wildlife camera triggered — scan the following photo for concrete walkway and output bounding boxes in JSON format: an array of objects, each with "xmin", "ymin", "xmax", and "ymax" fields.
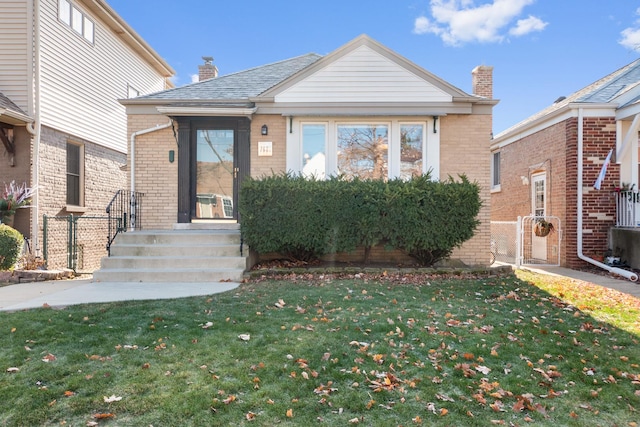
[
  {"xmin": 0, "ymin": 278, "xmax": 239, "ymax": 312},
  {"xmin": 0, "ymin": 266, "xmax": 638, "ymax": 312}
]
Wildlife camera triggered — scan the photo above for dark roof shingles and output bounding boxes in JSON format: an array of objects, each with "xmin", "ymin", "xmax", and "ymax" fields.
[{"xmin": 139, "ymin": 53, "xmax": 322, "ymax": 101}]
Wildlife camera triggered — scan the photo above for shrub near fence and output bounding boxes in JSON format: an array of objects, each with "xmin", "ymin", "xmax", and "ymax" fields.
[{"xmin": 239, "ymin": 174, "xmax": 481, "ymax": 266}]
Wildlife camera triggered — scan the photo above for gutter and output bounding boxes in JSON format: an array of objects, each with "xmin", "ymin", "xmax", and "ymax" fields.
[
  {"xmin": 577, "ymin": 107, "xmax": 638, "ymax": 281},
  {"xmin": 130, "ymin": 121, "xmax": 173, "ymax": 195}
]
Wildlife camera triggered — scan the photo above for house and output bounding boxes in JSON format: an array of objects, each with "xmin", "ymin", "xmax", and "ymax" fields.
[
  {"xmin": 0, "ymin": 0, "xmax": 174, "ymax": 271},
  {"xmin": 491, "ymin": 59, "xmax": 640, "ymax": 276},
  {"xmin": 118, "ymin": 35, "xmax": 497, "ymax": 268}
]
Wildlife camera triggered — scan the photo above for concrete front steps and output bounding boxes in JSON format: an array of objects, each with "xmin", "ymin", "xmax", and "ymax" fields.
[{"xmin": 93, "ymin": 223, "xmax": 247, "ymax": 283}]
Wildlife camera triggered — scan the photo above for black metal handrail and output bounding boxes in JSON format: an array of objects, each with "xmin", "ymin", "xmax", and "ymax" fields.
[{"xmin": 106, "ymin": 190, "xmax": 144, "ymax": 255}]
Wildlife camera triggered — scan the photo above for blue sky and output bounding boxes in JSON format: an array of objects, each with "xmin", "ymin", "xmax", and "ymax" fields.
[{"xmin": 107, "ymin": 0, "xmax": 640, "ymax": 135}]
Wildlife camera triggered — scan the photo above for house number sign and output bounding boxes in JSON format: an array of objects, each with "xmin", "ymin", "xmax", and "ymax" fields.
[{"xmin": 258, "ymin": 141, "xmax": 273, "ymax": 156}]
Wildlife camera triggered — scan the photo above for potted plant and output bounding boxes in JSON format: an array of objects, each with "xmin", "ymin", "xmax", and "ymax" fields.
[
  {"xmin": 0, "ymin": 180, "xmax": 36, "ymax": 227},
  {"xmin": 534, "ymin": 217, "xmax": 554, "ymax": 237}
]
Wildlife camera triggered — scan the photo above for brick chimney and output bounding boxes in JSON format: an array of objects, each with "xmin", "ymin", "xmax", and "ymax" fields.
[
  {"xmin": 471, "ymin": 65, "xmax": 493, "ymax": 98},
  {"xmin": 198, "ymin": 56, "xmax": 218, "ymax": 81}
]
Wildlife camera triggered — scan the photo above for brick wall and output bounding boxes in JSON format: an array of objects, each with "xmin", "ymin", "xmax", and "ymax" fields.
[
  {"xmin": 37, "ymin": 125, "xmax": 127, "ymax": 269},
  {"xmin": 251, "ymin": 115, "xmax": 287, "ymax": 176},
  {"xmin": 440, "ymin": 114, "xmax": 493, "ymax": 266},
  {"xmin": 0, "ymin": 126, "xmax": 32, "ymax": 237},
  {"xmin": 492, "ymin": 117, "xmax": 618, "ymax": 268},
  {"xmin": 127, "ymin": 115, "xmax": 178, "ymax": 230}
]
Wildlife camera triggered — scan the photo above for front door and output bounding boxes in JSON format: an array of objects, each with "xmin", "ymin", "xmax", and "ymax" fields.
[
  {"xmin": 195, "ymin": 129, "xmax": 235, "ymax": 219},
  {"xmin": 175, "ymin": 117, "xmax": 250, "ymax": 223},
  {"xmin": 531, "ymin": 173, "xmax": 547, "ymax": 260}
]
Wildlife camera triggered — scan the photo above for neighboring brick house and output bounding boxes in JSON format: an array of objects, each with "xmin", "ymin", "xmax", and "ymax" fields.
[
  {"xmin": 491, "ymin": 59, "xmax": 640, "ymax": 274},
  {"xmin": 121, "ymin": 35, "xmax": 497, "ymax": 267},
  {"xmin": 0, "ymin": 0, "xmax": 173, "ymax": 271}
]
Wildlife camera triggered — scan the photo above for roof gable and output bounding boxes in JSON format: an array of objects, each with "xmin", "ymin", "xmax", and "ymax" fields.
[{"xmin": 261, "ymin": 35, "xmax": 471, "ymax": 103}]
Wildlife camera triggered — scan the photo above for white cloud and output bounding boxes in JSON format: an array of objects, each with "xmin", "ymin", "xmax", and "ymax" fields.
[
  {"xmin": 191, "ymin": 74, "xmax": 199, "ymax": 83},
  {"xmin": 620, "ymin": 27, "xmax": 640, "ymax": 51},
  {"xmin": 619, "ymin": 7, "xmax": 640, "ymax": 51},
  {"xmin": 509, "ymin": 15, "xmax": 547, "ymax": 36},
  {"xmin": 414, "ymin": 0, "xmax": 547, "ymax": 46}
]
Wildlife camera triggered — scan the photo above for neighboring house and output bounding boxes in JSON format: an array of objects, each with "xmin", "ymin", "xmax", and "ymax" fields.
[
  {"xmin": 120, "ymin": 35, "xmax": 497, "ymax": 267},
  {"xmin": 491, "ymin": 58, "xmax": 640, "ymax": 273},
  {"xmin": 0, "ymin": 0, "xmax": 173, "ymax": 271}
]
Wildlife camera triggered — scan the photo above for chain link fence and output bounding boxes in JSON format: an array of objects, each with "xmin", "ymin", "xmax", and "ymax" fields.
[
  {"xmin": 490, "ymin": 221, "xmax": 518, "ymax": 265},
  {"xmin": 43, "ymin": 215, "xmax": 109, "ymax": 273}
]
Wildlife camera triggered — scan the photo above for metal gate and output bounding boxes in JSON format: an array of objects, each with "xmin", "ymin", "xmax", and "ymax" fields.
[{"xmin": 519, "ymin": 215, "xmax": 561, "ymax": 267}]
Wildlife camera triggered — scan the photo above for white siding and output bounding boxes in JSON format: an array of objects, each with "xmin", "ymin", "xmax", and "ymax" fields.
[
  {"xmin": 38, "ymin": 0, "xmax": 167, "ymax": 153},
  {"xmin": 0, "ymin": 1, "xmax": 30, "ymax": 112},
  {"xmin": 276, "ymin": 46, "xmax": 452, "ymax": 104}
]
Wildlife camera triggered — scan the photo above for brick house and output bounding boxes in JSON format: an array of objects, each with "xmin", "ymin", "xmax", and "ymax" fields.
[
  {"xmin": 491, "ymin": 59, "xmax": 640, "ymax": 275},
  {"xmin": 0, "ymin": 0, "xmax": 173, "ymax": 271},
  {"xmin": 120, "ymin": 35, "xmax": 497, "ymax": 267}
]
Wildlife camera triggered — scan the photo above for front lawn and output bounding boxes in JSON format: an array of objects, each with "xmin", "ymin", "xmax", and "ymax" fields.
[{"xmin": 1, "ymin": 272, "xmax": 638, "ymax": 426}]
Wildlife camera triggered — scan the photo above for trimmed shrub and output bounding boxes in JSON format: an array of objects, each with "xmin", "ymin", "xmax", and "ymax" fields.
[
  {"xmin": 239, "ymin": 173, "xmax": 481, "ymax": 266},
  {"xmin": 0, "ymin": 224, "xmax": 23, "ymax": 270},
  {"xmin": 383, "ymin": 175, "xmax": 481, "ymax": 265}
]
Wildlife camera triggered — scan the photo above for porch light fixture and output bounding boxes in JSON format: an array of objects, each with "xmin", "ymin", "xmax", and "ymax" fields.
[
  {"xmin": 261, "ymin": 124, "xmax": 268, "ymax": 135},
  {"xmin": 433, "ymin": 116, "xmax": 438, "ymax": 133}
]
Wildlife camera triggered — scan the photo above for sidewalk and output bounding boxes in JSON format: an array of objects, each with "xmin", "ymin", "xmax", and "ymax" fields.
[
  {"xmin": 0, "ymin": 266, "xmax": 638, "ymax": 312},
  {"xmin": 0, "ymin": 278, "xmax": 239, "ymax": 312}
]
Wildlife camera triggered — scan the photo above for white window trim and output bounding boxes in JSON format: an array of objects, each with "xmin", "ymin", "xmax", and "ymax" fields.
[
  {"xmin": 58, "ymin": 0, "xmax": 95, "ymax": 45},
  {"xmin": 288, "ymin": 117, "xmax": 440, "ymax": 180}
]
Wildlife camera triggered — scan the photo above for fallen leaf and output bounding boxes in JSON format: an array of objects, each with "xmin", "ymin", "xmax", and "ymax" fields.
[
  {"xmin": 93, "ymin": 413, "xmax": 115, "ymax": 420},
  {"xmin": 103, "ymin": 395, "xmax": 122, "ymax": 403},
  {"xmin": 42, "ymin": 353, "xmax": 56, "ymax": 363},
  {"xmin": 238, "ymin": 334, "xmax": 251, "ymax": 341},
  {"xmin": 6, "ymin": 367, "xmax": 19, "ymax": 373},
  {"xmin": 286, "ymin": 408, "xmax": 293, "ymax": 418}
]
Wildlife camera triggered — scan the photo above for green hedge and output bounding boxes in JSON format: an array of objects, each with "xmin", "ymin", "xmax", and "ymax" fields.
[
  {"xmin": 239, "ymin": 174, "xmax": 480, "ymax": 266},
  {"xmin": 0, "ymin": 224, "xmax": 23, "ymax": 270}
]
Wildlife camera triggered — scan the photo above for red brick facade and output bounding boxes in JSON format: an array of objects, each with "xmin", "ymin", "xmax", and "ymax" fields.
[{"xmin": 492, "ymin": 116, "xmax": 618, "ymax": 268}]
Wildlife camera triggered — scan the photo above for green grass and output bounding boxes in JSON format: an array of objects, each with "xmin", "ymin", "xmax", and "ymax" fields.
[{"xmin": 0, "ymin": 272, "xmax": 639, "ymax": 426}]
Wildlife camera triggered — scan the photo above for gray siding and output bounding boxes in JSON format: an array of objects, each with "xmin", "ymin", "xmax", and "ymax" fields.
[
  {"xmin": 38, "ymin": 0, "xmax": 167, "ymax": 153},
  {"xmin": 0, "ymin": 0, "xmax": 30, "ymax": 112}
]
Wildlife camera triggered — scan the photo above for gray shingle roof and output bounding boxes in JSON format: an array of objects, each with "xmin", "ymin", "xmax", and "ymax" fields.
[
  {"xmin": 496, "ymin": 58, "xmax": 640, "ymax": 138},
  {"xmin": 0, "ymin": 91, "xmax": 28, "ymax": 116},
  {"xmin": 137, "ymin": 53, "xmax": 322, "ymax": 101}
]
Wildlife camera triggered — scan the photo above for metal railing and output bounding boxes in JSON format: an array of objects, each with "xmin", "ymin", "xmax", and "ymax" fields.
[
  {"xmin": 615, "ymin": 190, "xmax": 640, "ymax": 227},
  {"xmin": 43, "ymin": 214, "xmax": 109, "ymax": 272},
  {"xmin": 106, "ymin": 190, "xmax": 144, "ymax": 255}
]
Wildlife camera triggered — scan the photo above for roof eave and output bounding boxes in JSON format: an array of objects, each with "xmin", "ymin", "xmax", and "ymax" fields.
[
  {"xmin": 491, "ymin": 102, "xmax": 615, "ymax": 149},
  {"xmin": 0, "ymin": 108, "xmax": 34, "ymax": 125},
  {"xmin": 89, "ymin": 0, "xmax": 175, "ymax": 78}
]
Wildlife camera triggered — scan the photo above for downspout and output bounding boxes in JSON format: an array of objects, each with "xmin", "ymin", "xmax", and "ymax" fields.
[
  {"xmin": 28, "ymin": 0, "xmax": 42, "ymax": 256},
  {"xmin": 577, "ymin": 107, "xmax": 638, "ymax": 281},
  {"xmin": 130, "ymin": 121, "xmax": 174, "ymax": 194}
]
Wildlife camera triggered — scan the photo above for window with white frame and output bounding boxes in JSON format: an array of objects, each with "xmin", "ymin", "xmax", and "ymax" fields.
[
  {"xmin": 337, "ymin": 124, "xmax": 388, "ymax": 180},
  {"xmin": 302, "ymin": 124, "xmax": 326, "ymax": 179},
  {"xmin": 58, "ymin": 0, "xmax": 95, "ymax": 44},
  {"xmin": 491, "ymin": 151, "xmax": 501, "ymax": 189},
  {"xmin": 297, "ymin": 120, "xmax": 434, "ymax": 181},
  {"xmin": 400, "ymin": 124, "xmax": 425, "ymax": 180}
]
